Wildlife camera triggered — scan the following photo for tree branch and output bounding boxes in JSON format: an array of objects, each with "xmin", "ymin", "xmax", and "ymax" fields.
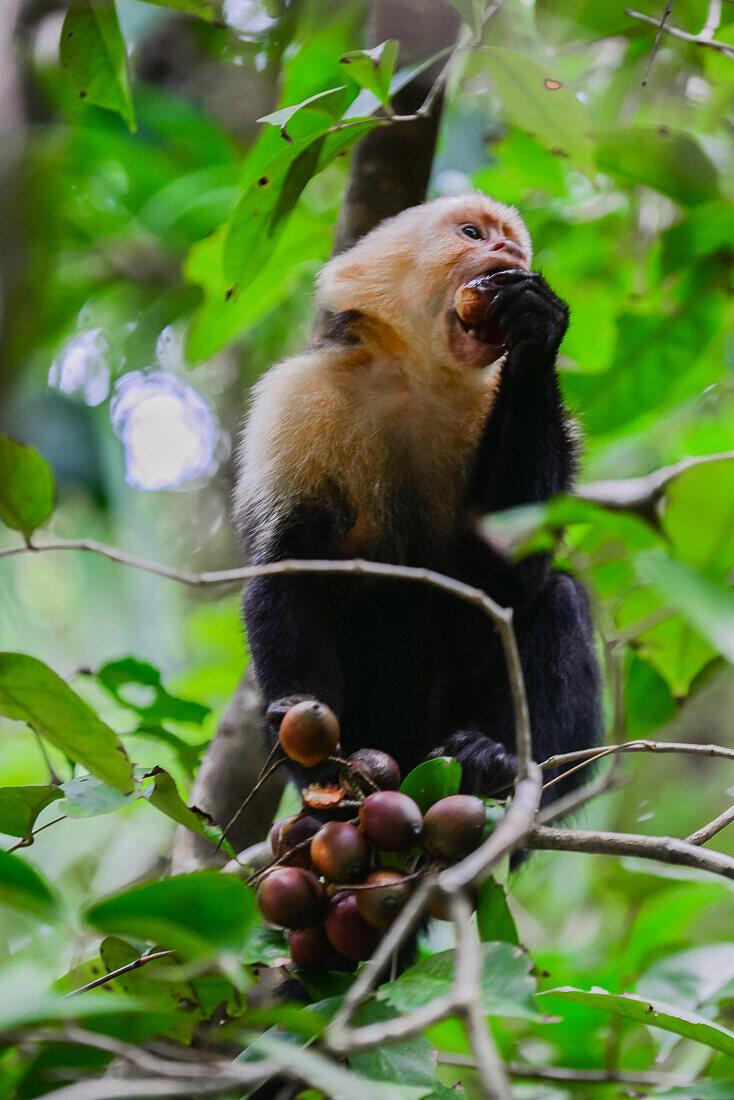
[
  {"xmin": 439, "ymin": 1053, "xmax": 693, "ymax": 1088},
  {"xmin": 686, "ymin": 803, "xmax": 734, "ymax": 846},
  {"xmin": 626, "ymin": 8, "xmax": 734, "ymax": 63},
  {"xmin": 528, "ymin": 824, "xmax": 734, "ymax": 880}
]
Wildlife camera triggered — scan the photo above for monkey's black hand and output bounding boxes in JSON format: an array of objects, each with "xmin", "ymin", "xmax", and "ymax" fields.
[
  {"xmin": 265, "ymin": 694, "xmax": 318, "ymax": 733},
  {"xmin": 429, "ymin": 731, "xmax": 517, "ymax": 799},
  {"xmin": 488, "ymin": 271, "xmax": 568, "ymax": 373}
]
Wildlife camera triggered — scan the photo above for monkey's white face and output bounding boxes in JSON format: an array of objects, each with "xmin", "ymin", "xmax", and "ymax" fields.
[{"xmin": 317, "ymin": 193, "xmax": 532, "ymax": 372}]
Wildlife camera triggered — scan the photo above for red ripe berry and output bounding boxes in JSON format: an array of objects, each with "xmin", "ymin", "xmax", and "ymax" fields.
[
  {"xmin": 279, "ymin": 701, "xmax": 340, "ymax": 767},
  {"xmin": 258, "ymin": 866, "xmax": 325, "ymax": 929},
  {"xmin": 270, "ymin": 815, "xmax": 321, "ymax": 867},
  {"xmin": 356, "ymin": 870, "xmax": 414, "ymax": 930},
  {"xmin": 325, "ymin": 892, "xmax": 382, "ymax": 960},
  {"xmin": 359, "ymin": 791, "xmax": 423, "ymax": 851},
  {"xmin": 422, "ymin": 795, "xmax": 486, "ymax": 861},
  {"xmin": 311, "ymin": 822, "xmax": 369, "ymax": 884},
  {"xmin": 288, "ymin": 925, "xmax": 340, "ymax": 970},
  {"xmin": 347, "ymin": 749, "xmax": 401, "ymax": 791}
]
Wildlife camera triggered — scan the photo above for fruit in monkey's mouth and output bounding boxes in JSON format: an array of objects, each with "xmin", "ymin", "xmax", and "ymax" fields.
[{"xmin": 454, "ymin": 271, "xmax": 514, "ymax": 346}]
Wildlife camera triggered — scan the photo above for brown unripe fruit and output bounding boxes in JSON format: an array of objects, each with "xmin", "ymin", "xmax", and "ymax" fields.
[
  {"xmin": 279, "ymin": 701, "xmax": 340, "ymax": 767},
  {"xmin": 311, "ymin": 821, "xmax": 370, "ymax": 883},
  {"xmin": 359, "ymin": 791, "xmax": 423, "ymax": 851},
  {"xmin": 258, "ymin": 866, "xmax": 325, "ymax": 929},
  {"xmin": 270, "ymin": 815, "xmax": 321, "ymax": 867},
  {"xmin": 347, "ymin": 748, "xmax": 401, "ymax": 791},
  {"xmin": 423, "ymin": 795, "xmax": 486, "ymax": 861},
  {"xmin": 288, "ymin": 925, "xmax": 340, "ymax": 970},
  {"xmin": 325, "ymin": 892, "xmax": 382, "ymax": 960},
  {"xmin": 428, "ymin": 889, "xmax": 477, "ymax": 922},
  {"xmin": 356, "ymin": 870, "xmax": 414, "ymax": 930}
]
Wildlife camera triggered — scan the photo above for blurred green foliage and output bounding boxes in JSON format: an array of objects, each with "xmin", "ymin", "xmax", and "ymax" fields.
[{"xmin": 0, "ymin": 0, "xmax": 733, "ymax": 1096}]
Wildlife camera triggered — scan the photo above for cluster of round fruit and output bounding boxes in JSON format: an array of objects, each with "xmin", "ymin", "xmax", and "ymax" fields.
[{"xmin": 256, "ymin": 701, "xmax": 490, "ymax": 970}]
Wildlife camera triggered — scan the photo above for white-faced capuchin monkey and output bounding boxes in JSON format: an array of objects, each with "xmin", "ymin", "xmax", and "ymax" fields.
[{"xmin": 236, "ymin": 193, "xmax": 601, "ymax": 803}]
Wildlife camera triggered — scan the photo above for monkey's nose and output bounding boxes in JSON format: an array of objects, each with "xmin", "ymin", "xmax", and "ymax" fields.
[{"xmin": 488, "ymin": 239, "xmax": 508, "ymax": 251}]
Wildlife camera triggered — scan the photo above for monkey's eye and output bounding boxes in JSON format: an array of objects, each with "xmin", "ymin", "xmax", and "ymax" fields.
[{"xmin": 460, "ymin": 224, "xmax": 483, "ymax": 240}]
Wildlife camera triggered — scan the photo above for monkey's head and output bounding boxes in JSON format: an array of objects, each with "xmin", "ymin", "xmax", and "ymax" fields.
[{"xmin": 317, "ymin": 193, "xmax": 532, "ymax": 372}]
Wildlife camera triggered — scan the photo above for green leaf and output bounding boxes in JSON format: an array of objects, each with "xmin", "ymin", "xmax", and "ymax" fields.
[
  {"xmin": 652, "ymin": 1084, "xmax": 734, "ymax": 1100},
  {"xmin": 400, "ymin": 758, "xmax": 462, "ymax": 813},
  {"xmin": 661, "ymin": 459, "xmax": 734, "ymax": 580},
  {"xmin": 483, "ymin": 47, "xmax": 594, "ymax": 174},
  {"xmin": 95, "ymin": 657, "xmax": 211, "ymax": 725},
  {"xmin": 0, "ymin": 786, "xmax": 62, "ymax": 842},
  {"xmin": 350, "ymin": 1001, "xmax": 455, "ymax": 1098},
  {"xmin": 541, "ymin": 986, "xmax": 734, "ymax": 1058},
  {"xmin": 139, "ymin": 0, "xmax": 222, "ymax": 22},
  {"xmin": 60, "ymin": 774, "xmax": 140, "ymax": 816},
  {"xmin": 446, "ymin": 0, "xmax": 484, "ymax": 36},
  {"xmin": 385, "ymin": 942, "xmax": 539, "ymax": 1019},
  {"xmin": 86, "ymin": 870, "xmax": 258, "ymax": 956},
  {"xmin": 0, "ymin": 963, "xmax": 138, "ymax": 1032},
  {"xmin": 144, "ymin": 767, "xmax": 230, "ymax": 853},
  {"xmin": 625, "ymin": 655, "xmax": 676, "ymax": 738},
  {"xmin": 476, "ymin": 880, "xmax": 519, "ymax": 946},
  {"xmin": 594, "ymin": 126, "xmax": 720, "ymax": 206},
  {"xmin": 662, "ymin": 202, "xmax": 734, "ymax": 274},
  {"xmin": 222, "ymin": 120, "xmax": 378, "ymax": 288},
  {"xmin": 339, "ymin": 41, "xmax": 399, "ymax": 105},
  {"xmin": 0, "ymin": 436, "xmax": 54, "ymax": 541},
  {"xmin": 637, "ymin": 553, "xmax": 734, "ymax": 664},
  {"xmin": 0, "ymin": 850, "xmax": 58, "ymax": 920},
  {"xmin": 259, "ymin": 87, "xmax": 348, "ymax": 141},
  {"xmin": 254, "ymin": 1035, "xmax": 433, "ymax": 1100},
  {"xmin": 0, "ymin": 654, "xmax": 135, "ymax": 794},
  {"xmin": 59, "ymin": 0, "xmax": 135, "ymax": 132}
]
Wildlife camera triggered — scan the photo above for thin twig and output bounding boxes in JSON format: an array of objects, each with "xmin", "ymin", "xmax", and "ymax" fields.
[
  {"xmin": 641, "ymin": 0, "xmax": 676, "ymax": 84},
  {"xmin": 576, "ymin": 451, "xmax": 734, "ymax": 520},
  {"xmin": 627, "ymin": 8, "xmax": 734, "ymax": 61},
  {"xmin": 686, "ymin": 803, "xmax": 734, "ymax": 846},
  {"xmin": 438, "ymin": 1053, "xmax": 693, "ymax": 1087},
  {"xmin": 6, "ymin": 815, "xmax": 66, "ymax": 852},
  {"xmin": 540, "ymin": 738, "xmax": 734, "ymax": 770},
  {"xmin": 450, "ymin": 891, "xmax": 513, "ymax": 1100},
  {"xmin": 64, "ymin": 950, "xmax": 175, "ymax": 997},
  {"xmin": 528, "ymin": 824, "xmax": 734, "ymax": 880},
  {"xmin": 218, "ymin": 755, "xmax": 286, "ymax": 852}
]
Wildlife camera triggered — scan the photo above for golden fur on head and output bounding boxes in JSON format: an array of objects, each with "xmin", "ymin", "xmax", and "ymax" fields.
[{"xmin": 237, "ymin": 193, "xmax": 532, "ymax": 557}]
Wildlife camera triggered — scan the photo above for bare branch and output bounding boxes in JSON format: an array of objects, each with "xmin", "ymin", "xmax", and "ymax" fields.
[
  {"xmin": 640, "ymin": 0, "xmax": 675, "ymax": 84},
  {"xmin": 686, "ymin": 803, "xmax": 734, "ymax": 846},
  {"xmin": 450, "ymin": 891, "xmax": 513, "ymax": 1100},
  {"xmin": 626, "ymin": 8, "xmax": 734, "ymax": 62},
  {"xmin": 439, "ymin": 1053, "xmax": 693, "ymax": 1087},
  {"xmin": 528, "ymin": 824, "xmax": 734, "ymax": 881},
  {"xmin": 540, "ymin": 738, "xmax": 734, "ymax": 771}
]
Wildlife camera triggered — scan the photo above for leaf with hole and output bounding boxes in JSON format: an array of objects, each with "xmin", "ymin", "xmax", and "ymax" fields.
[
  {"xmin": 0, "ymin": 654, "xmax": 134, "ymax": 794},
  {"xmin": 0, "ymin": 436, "xmax": 54, "ymax": 541},
  {"xmin": 59, "ymin": 0, "xmax": 135, "ymax": 131}
]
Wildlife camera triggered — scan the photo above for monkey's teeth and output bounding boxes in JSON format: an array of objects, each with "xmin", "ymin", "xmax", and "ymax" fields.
[{"xmin": 467, "ymin": 328, "xmax": 477, "ymax": 338}]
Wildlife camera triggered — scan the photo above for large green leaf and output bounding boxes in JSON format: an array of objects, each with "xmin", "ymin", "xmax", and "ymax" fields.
[
  {"xmin": 259, "ymin": 87, "xmax": 348, "ymax": 141},
  {"xmin": 222, "ymin": 120, "xmax": 378, "ymax": 288},
  {"xmin": 384, "ymin": 942, "xmax": 539, "ymax": 1019},
  {"xmin": 86, "ymin": 871, "xmax": 258, "ymax": 956},
  {"xmin": 484, "ymin": 47, "xmax": 594, "ymax": 174},
  {"xmin": 0, "ymin": 654, "xmax": 134, "ymax": 794},
  {"xmin": 595, "ymin": 126, "xmax": 720, "ymax": 206},
  {"xmin": 143, "ymin": 767, "xmax": 231, "ymax": 854},
  {"xmin": 0, "ymin": 850, "xmax": 58, "ymax": 921},
  {"xmin": 652, "ymin": 1084, "xmax": 734, "ymax": 1099},
  {"xmin": 0, "ymin": 436, "xmax": 54, "ymax": 541},
  {"xmin": 140, "ymin": 0, "xmax": 222, "ymax": 22},
  {"xmin": 661, "ymin": 459, "xmax": 734, "ymax": 580},
  {"xmin": 624, "ymin": 655, "xmax": 676, "ymax": 737},
  {"xmin": 476, "ymin": 879, "xmax": 519, "ymax": 946},
  {"xmin": 637, "ymin": 553, "xmax": 734, "ymax": 664},
  {"xmin": 254, "ymin": 1035, "xmax": 433, "ymax": 1100},
  {"xmin": 446, "ymin": 0, "xmax": 484, "ymax": 36},
  {"xmin": 541, "ymin": 986, "xmax": 734, "ymax": 1058},
  {"xmin": 0, "ymin": 963, "xmax": 137, "ymax": 1032},
  {"xmin": 59, "ymin": 0, "xmax": 135, "ymax": 131},
  {"xmin": 60, "ymin": 774, "xmax": 140, "ymax": 817},
  {"xmin": 350, "ymin": 1001, "xmax": 455, "ymax": 1098},
  {"xmin": 0, "ymin": 786, "xmax": 63, "ymax": 842},
  {"xmin": 400, "ymin": 758, "xmax": 462, "ymax": 814}
]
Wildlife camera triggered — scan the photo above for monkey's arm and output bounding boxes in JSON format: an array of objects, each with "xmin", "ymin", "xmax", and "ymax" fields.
[
  {"xmin": 469, "ymin": 271, "xmax": 575, "ymax": 512},
  {"xmin": 242, "ymin": 499, "xmax": 346, "ymax": 756}
]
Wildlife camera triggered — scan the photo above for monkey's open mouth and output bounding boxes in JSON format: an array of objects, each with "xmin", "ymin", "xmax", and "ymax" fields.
[{"xmin": 455, "ymin": 313, "xmax": 506, "ymax": 347}]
